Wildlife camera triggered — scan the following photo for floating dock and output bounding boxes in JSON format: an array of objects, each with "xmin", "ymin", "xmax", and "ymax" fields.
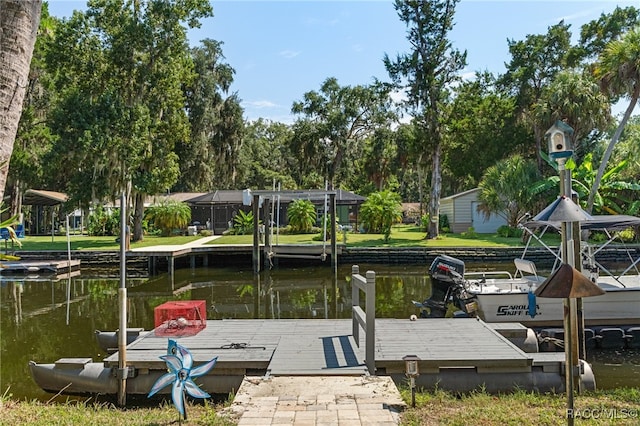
[
  {"xmin": 30, "ymin": 318, "xmax": 594, "ymax": 398},
  {"xmin": 0, "ymin": 259, "xmax": 81, "ymax": 275}
]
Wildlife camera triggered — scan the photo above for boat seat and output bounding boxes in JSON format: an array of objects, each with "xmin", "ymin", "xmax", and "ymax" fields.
[{"xmin": 514, "ymin": 258, "xmax": 545, "ymax": 283}]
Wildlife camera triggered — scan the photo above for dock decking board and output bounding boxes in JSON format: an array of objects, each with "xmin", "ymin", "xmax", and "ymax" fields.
[{"xmin": 103, "ymin": 318, "xmax": 540, "ymax": 376}]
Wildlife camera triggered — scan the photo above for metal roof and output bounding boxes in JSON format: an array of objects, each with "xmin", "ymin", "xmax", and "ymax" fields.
[
  {"xmin": 22, "ymin": 189, "xmax": 68, "ymax": 206},
  {"xmin": 189, "ymin": 189, "xmax": 366, "ymax": 205}
]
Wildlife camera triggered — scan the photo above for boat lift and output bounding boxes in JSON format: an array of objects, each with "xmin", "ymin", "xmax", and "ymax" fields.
[{"xmin": 248, "ymin": 189, "xmax": 338, "ymax": 275}]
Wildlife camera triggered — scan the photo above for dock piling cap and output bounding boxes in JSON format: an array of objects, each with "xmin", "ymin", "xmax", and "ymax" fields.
[{"xmin": 535, "ymin": 263, "xmax": 605, "ymax": 298}]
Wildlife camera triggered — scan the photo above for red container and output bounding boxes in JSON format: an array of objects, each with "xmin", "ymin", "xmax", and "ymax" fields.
[{"xmin": 154, "ymin": 300, "xmax": 206, "ymax": 337}]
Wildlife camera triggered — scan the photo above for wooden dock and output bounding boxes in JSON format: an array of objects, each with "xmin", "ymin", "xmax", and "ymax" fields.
[
  {"xmin": 102, "ymin": 318, "xmax": 584, "ymax": 394},
  {"xmin": 0, "ymin": 259, "xmax": 81, "ymax": 275}
]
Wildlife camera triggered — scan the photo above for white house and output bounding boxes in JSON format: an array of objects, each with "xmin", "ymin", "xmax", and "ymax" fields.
[{"xmin": 439, "ymin": 188, "xmax": 507, "ymax": 233}]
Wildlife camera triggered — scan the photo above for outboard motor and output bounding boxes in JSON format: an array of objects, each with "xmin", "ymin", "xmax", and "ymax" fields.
[
  {"xmin": 429, "ymin": 255, "xmax": 465, "ymax": 295},
  {"xmin": 413, "ymin": 255, "xmax": 476, "ymax": 318}
]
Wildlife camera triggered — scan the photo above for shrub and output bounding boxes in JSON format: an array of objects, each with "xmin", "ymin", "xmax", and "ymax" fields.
[
  {"xmin": 461, "ymin": 227, "xmax": 478, "ymax": 239},
  {"xmin": 420, "ymin": 214, "xmax": 430, "ymax": 233},
  {"xmin": 439, "ymin": 214, "xmax": 450, "ymax": 233},
  {"xmin": 87, "ymin": 205, "xmax": 121, "ymax": 236},
  {"xmin": 497, "ymin": 225, "xmax": 521, "ymax": 238}
]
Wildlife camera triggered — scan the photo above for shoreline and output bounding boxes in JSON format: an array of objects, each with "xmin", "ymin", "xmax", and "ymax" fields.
[{"xmin": 11, "ymin": 245, "xmax": 639, "ymax": 271}]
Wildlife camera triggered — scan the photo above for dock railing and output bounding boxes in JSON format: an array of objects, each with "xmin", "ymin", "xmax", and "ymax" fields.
[{"xmin": 351, "ymin": 265, "xmax": 375, "ymax": 375}]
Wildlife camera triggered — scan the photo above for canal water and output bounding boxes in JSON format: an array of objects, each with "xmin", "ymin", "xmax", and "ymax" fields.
[{"xmin": 1, "ymin": 263, "xmax": 638, "ymax": 401}]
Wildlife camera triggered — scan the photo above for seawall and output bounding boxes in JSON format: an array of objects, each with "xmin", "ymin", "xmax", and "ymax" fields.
[{"xmin": 12, "ymin": 245, "xmax": 640, "ymax": 273}]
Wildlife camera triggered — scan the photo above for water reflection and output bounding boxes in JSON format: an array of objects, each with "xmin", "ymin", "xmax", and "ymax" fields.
[{"xmin": 1, "ymin": 263, "xmax": 638, "ymax": 401}]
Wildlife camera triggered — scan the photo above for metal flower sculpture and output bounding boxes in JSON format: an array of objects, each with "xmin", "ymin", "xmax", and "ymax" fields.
[{"xmin": 148, "ymin": 339, "xmax": 218, "ymax": 419}]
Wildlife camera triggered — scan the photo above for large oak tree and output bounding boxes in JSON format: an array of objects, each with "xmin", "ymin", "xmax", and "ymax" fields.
[{"xmin": 45, "ymin": 0, "xmax": 212, "ymax": 241}]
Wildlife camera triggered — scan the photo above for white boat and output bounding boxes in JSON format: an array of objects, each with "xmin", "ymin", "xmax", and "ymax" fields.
[{"xmin": 415, "ymin": 214, "xmax": 640, "ymax": 334}]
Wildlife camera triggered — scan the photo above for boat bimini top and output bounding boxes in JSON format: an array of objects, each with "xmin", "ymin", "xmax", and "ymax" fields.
[{"xmin": 520, "ymin": 214, "xmax": 640, "ymax": 287}]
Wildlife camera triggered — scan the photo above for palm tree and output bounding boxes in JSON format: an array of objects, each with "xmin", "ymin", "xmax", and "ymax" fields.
[
  {"xmin": 533, "ymin": 70, "xmax": 611, "ymax": 161},
  {"xmin": 477, "ymin": 155, "xmax": 542, "ymax": 227},
  {"xmin": 588, "ymin": 28, "xmax": 640, "ymax": 213},
  {"xmin": 287, "ymin": 199, "xmax": 316, "ymax": 233},
  {"xmin": 360, "ymin": 191, "xmax": 403, "ymax": 243},
  {"xmin": 144, "ymin": 200, "xmax": 191, "ymax": 237},
  {"xmin": 0, "ymin": 1, "xmax": 42, "ymax": 199}
]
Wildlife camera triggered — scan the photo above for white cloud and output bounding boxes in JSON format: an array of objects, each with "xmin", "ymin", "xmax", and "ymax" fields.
[
  {"xmin": 279, "ymin": 50, "xmax": 301, "ymax": 59},
  {"xmin": 460, "ymin": 71, "xmax": 477, "ymax": 82},
  {"xmin": 245, "ymin": 100, "xmax": 278, "ymax": 109}
]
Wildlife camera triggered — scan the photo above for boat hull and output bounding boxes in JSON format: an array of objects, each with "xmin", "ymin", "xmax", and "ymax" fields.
[{"xmin": 475, "ymin": 287, "xmax": 640, "ymax": 327}]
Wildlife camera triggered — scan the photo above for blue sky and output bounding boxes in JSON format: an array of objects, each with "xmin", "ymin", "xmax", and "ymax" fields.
[{"xmin": 48, "ymin": 1, "xmax": 639, "ymax": 123}]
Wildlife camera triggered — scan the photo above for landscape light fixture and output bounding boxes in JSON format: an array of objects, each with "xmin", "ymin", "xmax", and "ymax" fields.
[{"xmin": 403, "ymin": 355, "xmax": 420, "ymax": 407}]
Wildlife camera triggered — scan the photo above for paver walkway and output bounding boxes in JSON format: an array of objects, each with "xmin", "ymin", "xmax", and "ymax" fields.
[{"xmin": 222, "ymin": 376, "xmax": 406, "ymax": 426}]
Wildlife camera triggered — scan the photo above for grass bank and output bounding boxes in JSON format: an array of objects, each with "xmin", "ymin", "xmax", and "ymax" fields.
[
  {"xmin": 8, "ymin": 234, "xmax": 203, "ymax": 252},
  {"xmin": 1, "ymin": 388, "xmax": 638, "ymax": 425},
  {"xmin": 5, "ymin": 225, "xmax": 546, "ymax": 252},
  {"xmin": 206, "ymin": 225, "xmax": 560, "ymax": 248}
]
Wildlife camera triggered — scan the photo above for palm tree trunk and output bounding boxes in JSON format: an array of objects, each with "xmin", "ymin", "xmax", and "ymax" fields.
[
  {"xmin": 0, "ymin": 0, "xmax": 42, "ymax": 200},
  {"xmin": 586, "ymin": 90, "xmax": 639, "ymax": 214}
]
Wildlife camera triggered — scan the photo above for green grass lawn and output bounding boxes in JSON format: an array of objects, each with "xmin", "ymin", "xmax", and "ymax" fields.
[
  {"xmin": 212, "ymin": 224, "xmax": 561, "ymax": 248},
  {"xmin": 3, "ymin": 225, "xmax": 561, "ymax": 251},
  {"xmin": 8, "ymin": 234, "xmax": 203, "ymax": 251}
]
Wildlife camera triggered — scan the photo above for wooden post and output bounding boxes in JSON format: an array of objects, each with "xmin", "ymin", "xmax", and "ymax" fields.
[
  {"xmin": 351, "ymin": 265, "xmax": 376, "ymax": 375},
  {"xmin": 252, "ymin": 194, "xmax": 260, "ymax": 275},
  {"xmin": 351, "ymin": 265, "xmax": 360, "ymax": 343},
  {"xmin": 330, "ymin": 193, "xmax": 337, "ymax": 272},
  {"xmin": 365, "ymin": 270, "xmax": 376, "ymax": 375},
  {"xmin": 117, "ymin": 192, "xmax": 128, "ymax": 407},
  {"xmin": 263, "ymin": 197, "xmax": 271, "ymax": 270}
]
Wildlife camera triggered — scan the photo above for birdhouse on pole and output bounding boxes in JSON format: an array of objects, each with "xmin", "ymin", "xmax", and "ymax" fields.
[{"xmin": 546, "ymin": 120, "xmax": 574, "ymax": 160}]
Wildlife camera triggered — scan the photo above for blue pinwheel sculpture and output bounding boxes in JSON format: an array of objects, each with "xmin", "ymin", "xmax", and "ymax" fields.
[{"xmin": 148, "ymin": 339, "xmax": 217, "ymax": 419}]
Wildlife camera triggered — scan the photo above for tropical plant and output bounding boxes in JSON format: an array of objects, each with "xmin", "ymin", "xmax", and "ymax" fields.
[
  {"xmin": 571, "ymin": 155, "xmax": 640, "ymax": 215},
  {"xmin": 360, "ymin": 191, "xmax": 403, "ymax": 243},
  {"xmin": 588, "ymin": 27, "xmax": 640, "ymax": 213},
  {"xmin": 144, "ymin": 200, "xmax": 191, "ymax": 237},
  {"xmin": 87, "ymin": 205, "xmax": 120, "ymax": 237},
  {"xmin": 0, "ymin": 203, "xmax": 21, "ymax": 260},
  {"xmin": 232, "ymin": 210, "xmax": 255, "ymax": 235},
  {"xmin": 287, "ymin": 199, "xmax": 317, "ymax": 233},
  {"xmin": 477, "ymin": 155, "xmax": 542, "ymax": 227},
  {"xmin": 534, "ymin": 152, "xmax": 640, "ymax": 215},
  {"xmin": 532, "ymin": 70, "xmax": 611, "ymax": 161}
]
